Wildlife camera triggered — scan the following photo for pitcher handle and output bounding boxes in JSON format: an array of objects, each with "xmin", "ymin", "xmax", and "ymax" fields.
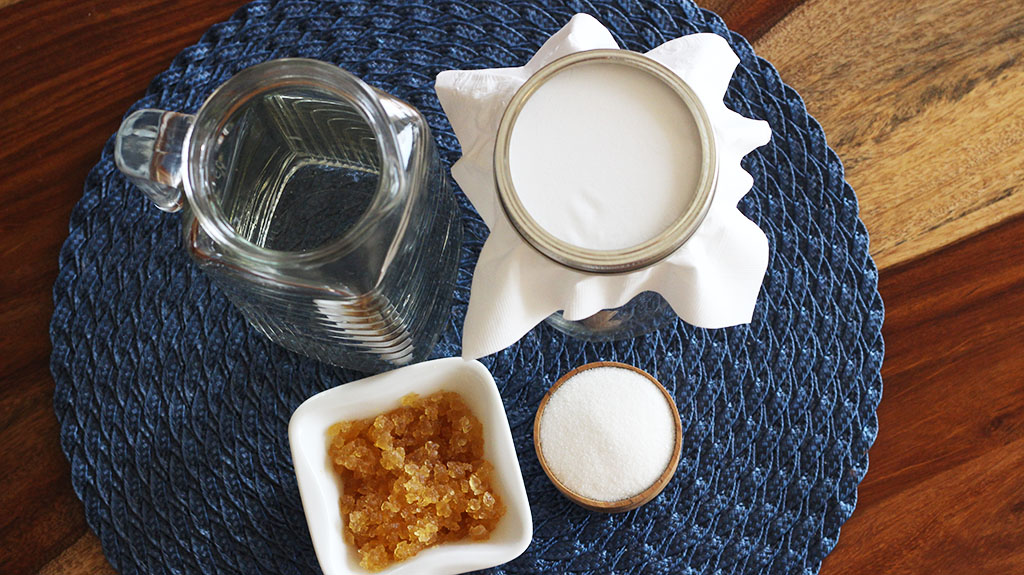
[{"xmin": 114, "ymin": 109, "xmax": 195, "ymax": 212}]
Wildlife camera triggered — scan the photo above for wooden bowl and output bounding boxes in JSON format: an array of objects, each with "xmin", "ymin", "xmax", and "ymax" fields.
[{"xmin": 533, "ymin": 361, "xmax": 683, "ymax": 513}]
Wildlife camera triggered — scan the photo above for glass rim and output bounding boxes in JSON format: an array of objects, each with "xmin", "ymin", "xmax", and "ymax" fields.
[
  {"xmin": 493, "ymin": 49, "xmax": 719, "ymax": 274},
  {"xmin": 183, "ymin": 58, "xmax": 405, "ymax": 267}
]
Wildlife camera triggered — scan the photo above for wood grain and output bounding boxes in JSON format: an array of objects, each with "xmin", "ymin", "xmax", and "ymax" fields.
[
  {"xmin": 37, "ymin": 533, "xmax": 117, "ymax": 575},
  {"xmin": 823, "ymin": 213, "xmax": 1024, "ymax": 574},
  {"xmin": 0, "ymin": 2, "xmax": 252, "ymax": 573},
  {"xmin": 698, "ymin": 0, "xmax": 804, "ymax": 40},
  {"xmin": 755, "ymin": 0, "xmax": 1024, "ymax": 270},
  {"xmin": 0, "ymin": 0, "xmax": 1021, "ymax": 574}
]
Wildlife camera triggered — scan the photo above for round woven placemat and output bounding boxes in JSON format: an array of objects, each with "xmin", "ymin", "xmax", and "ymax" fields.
[{"xmin": 50, "ymin": 1, "xmax": 884, "ymax": 574}]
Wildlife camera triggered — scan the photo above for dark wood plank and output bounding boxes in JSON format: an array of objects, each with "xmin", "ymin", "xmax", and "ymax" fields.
[
  {"xmin": 822, "ymin": 214, "xmax": 1024, "ymax": 574},
  {"xmin": 699, "ymin": 0, "xmax": 804, "ymax": 40},
  {"xmin": 0, "ymin": 2, "xmax": 251, "ymax": 573}
]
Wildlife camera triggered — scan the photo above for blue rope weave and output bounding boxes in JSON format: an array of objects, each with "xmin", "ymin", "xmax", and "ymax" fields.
[{"xmin": 50, "ymin": 1, "xmax": 884, "ymax": 574}]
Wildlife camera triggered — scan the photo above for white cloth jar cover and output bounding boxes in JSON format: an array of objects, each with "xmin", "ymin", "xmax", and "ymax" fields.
[{"xmin": 436, "ymin": 13, "xmax": 772, "ymax": 359}]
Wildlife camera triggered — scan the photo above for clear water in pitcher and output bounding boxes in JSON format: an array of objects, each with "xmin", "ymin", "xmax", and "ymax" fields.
[
  {"xmin": 196, "ymin": 87, "xmax": 460, "ymax": 371},
  {"xmin": 214, "ymin": 90, "xmax": 382, "ymax": 252}
]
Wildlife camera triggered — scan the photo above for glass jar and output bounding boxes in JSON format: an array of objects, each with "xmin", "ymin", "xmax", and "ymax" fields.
[
  {"xmin": 492, "ymin": 50, "xmax": 719, "ymax": 341},
  {"xmin": 115, "ymin": 59, "xmax": 462, "ymax": 371},
  {"xmin": 543, "ymin": 292, "xmax": 679, "ymax": 341}
]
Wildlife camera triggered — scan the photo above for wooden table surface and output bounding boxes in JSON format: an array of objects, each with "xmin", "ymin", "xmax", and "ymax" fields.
[{"xmin": 1, "ymin": 0, "xmax": 1021, "ymax": 573}]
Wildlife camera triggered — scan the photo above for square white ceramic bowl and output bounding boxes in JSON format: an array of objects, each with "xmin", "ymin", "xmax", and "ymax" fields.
[{"xmin": 289, "ymin": 357, "xmax": 533, "ymax": 575}]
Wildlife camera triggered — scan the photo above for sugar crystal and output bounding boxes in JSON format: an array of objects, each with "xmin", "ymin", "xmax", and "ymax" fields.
[{"xmin": 538, "ymin": 366, "xmax": 676, "ymax": 502}]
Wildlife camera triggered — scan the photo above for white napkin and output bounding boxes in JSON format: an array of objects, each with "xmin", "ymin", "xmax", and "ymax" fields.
[{"xmin": 436, "ymin": 13, "xmax": 772, "ymax": 359}]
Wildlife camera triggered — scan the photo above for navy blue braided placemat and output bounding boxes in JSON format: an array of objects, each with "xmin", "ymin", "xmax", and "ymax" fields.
[{"xmin": 50, "ymin": 1, "xmax": 884, "ymax": 574}]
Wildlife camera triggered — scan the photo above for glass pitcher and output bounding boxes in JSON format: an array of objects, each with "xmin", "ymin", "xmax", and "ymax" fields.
[{"xmin": 115, "ymin": 59, "xmax": 462, "ymax": 372}]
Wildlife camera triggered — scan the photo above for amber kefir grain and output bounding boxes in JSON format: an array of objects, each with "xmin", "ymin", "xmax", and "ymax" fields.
[{"xmin": 327, "ymin": 391, "xmax": 506, "ymax": 571}]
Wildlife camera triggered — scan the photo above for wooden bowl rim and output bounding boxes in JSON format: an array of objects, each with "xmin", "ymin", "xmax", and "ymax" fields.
[{"xmin": 533, "ymin": 361, "xmax": 683, "ymax": 513}]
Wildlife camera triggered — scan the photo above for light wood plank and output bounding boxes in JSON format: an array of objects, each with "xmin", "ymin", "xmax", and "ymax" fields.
[
  {"xmin": 37, "ymin": 533, "xmax": 115, "ymax": 575},
  {"xmin": 754, "ymin": 0, "xmax": 1024, "ymax": 269}
]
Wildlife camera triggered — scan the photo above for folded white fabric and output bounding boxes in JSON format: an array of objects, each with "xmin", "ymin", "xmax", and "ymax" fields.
[{"xmin": 436, "ymin": 13, "xmax": 772, "ymax": 359}]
